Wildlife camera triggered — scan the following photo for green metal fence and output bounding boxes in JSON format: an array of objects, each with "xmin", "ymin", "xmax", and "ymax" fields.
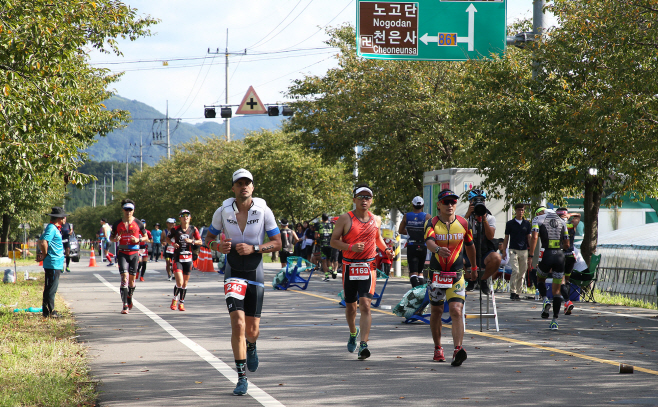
[{"xmin": 594, "ymin": 245, "xmax": 658, "ymax": 304}]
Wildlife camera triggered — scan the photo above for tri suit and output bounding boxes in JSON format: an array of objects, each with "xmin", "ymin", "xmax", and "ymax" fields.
[
  {"xmin": 424, "ymin": 216, "xmax": 473, "ymax": 306},
  {"xmin": 341, "ymin": 211, "xmax": 378, "ymax": 303},
  {"xmin": 139, "ymin": 229, "xmax": 152, "ymax": 259},
  {"xmin": 111, "ymin": 218, "xmax": 146, "ymax": 275},
  {"xmin": 404, "ymin": 211, "xmax": 428, "ymax": 276},
  {"xmin": 168, "ymin": 225, "xmax": 201, "ymax": 275},
  {"xmin": 209, "ymin": 197, "xmax": 280, "ymax": 318},
  {"xmin": 533, "ymin": 212, "xmax": 569, "ymax": 280}
]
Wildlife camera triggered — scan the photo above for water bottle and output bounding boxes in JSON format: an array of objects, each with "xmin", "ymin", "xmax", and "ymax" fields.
[
  {"xmin": 24, "ymin": 270, "xmax": 29, "ymax": 280},
  {"xmin": 534, "ymin": 289, "xmax": 540, "ymax": 301}
]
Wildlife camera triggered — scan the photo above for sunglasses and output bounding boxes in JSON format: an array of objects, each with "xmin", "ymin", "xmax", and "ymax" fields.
[
  {"xmin": 123, "ymin": 208, "xmax": 133, "ymax": 211},
  {"xmin": 441, "ymin": 199, "xmax": 457, "ymax": 206},
  {"xmin": 355, "ymin": 195, "xmax": 373, "ymax": 200},
  {"xmin": 180, "ymin": 213, "xmax": 191, "ymax": 217}
]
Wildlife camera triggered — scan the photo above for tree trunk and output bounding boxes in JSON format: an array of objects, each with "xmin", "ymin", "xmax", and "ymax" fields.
[
  {"xmin": 581, "ymin": 178, "xmax": 602, "ymax": 265},
  {"xmin": 0, "ymin": 214, "xmax": 10, "ymax": 257}
]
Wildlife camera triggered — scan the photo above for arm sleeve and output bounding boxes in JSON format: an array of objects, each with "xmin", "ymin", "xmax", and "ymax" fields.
[
  {"xmin": 208, "ymin": 207, "xmax": 223, "ymax": 236},
  {"xmin": 264, "ymin": 206, "xmax": 280, "ymax": 237}
]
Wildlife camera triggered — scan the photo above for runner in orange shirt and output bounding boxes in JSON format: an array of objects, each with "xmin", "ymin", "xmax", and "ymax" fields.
[{"xmin": 331, "ymin": 183, "xmax": 393, "ymax": 360}]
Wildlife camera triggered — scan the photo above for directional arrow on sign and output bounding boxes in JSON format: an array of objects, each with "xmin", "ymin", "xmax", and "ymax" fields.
[
  {"xmin": 419, "ymin": 3, "xmax": 477, "ymax": 51},
  {"xmin": 457, "ymin": 3, "xmax": 477, "ymax": 52}
]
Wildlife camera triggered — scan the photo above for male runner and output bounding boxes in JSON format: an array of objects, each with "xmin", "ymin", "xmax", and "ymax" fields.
[
  {"xmin": 330, "ymin": 183, "xmax": 393, "ymax": 360},
  {"xmin": 110, "ymin": 199, "xmax": 148, "ymax": 314},
  {"xmin": 557, "ymin": 208, "xmax": 577, "ymax": 315},
  {"xmin": 137, "ymin": 219, "xmax": 152, "ymax": 282},
  {"xmin": 163, "ymin": 218, "xmax": 176, "ymax": 281},
  {"xmin": 61, "ymin": 221, "xmax": 73, "ymax": 273},
  {"xmin": 399, "ymin": 196, "xmax": 431, "ymax": 287},
  {"xmin": 425, "ymin": 189, "xmax": 478, "ymax": 366},
  {"xmin": 167, "ymin": 210, "xmax": 202, "ymax": 311},
  {"xmin": 528, "ymin": 208, "xmax": 570, "ymax": 330},
  {"xmin": 278, "ymin": 219, "xmax": 298, "ymax": 268},
  {"xmin": 205, "ymin": 169, "xmax": 281, "ymax": 396},
  {"xmin": 151, "ymin": 223, "xmax": 163, "ymax": 262},
  {"xmin": 317, "ymin": 214, "xmax": 336, "ymax": 281}
]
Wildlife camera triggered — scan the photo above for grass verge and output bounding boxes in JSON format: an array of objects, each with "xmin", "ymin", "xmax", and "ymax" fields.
[
  {"xmin": 593, "ymin": 289, "xmax": 658, "ymax": 310},
  {"xmin": 0, "ymin": 275, "xmax": 97, "ymax": 406}
]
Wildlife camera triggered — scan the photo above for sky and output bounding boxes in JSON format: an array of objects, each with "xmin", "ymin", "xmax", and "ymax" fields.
[{"xmin": 88, "ymin": 0, "xmax": 556, "ymax": 124}]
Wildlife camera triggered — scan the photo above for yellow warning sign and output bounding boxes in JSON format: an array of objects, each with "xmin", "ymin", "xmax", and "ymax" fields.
[{"xmin": 236, "ymin": 86, "xmax": 267, "ymax": 115}]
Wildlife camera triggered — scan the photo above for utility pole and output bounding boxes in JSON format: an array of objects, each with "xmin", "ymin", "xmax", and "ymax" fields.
[
  {"xmin": 152, "ymin": 102, "xmax": 180, "ymax": 158},
  {"xmin": 208, "ymin": 30, "xmax": 246, "ymax": 141},
  {"xmin": 104, "ymin": 165, "xmax": 116, "ymax": 201},
  {"xmin": 125, "ymin": 150, "xmax": 129, "ymax": 193},
  {"xmin": 131, "ymin": 133, "xmax": 147, "ymax": 171},
  {"xmin": 166, "ymin": 101, "xmax": 170, "ymax": 158},
  {"xmin": 103, "ymin": 176, "xmax": 106, "ymax": 206},
  {"xmin": 93, "ymin": 180, "xmax": 96, "ymax": 207},
  {"xmin": 532, "ymin": 0, "xmax": 546, "ymax": 80}
]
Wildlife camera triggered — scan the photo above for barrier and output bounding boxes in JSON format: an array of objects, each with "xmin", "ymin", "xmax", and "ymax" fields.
[
  {"xmin": 275, "ymin": 256, "xmax": 315, "ymax": 291},
  {"xmin": 592, "ymin": 245, "xmax": 658, "ymax": 304}
]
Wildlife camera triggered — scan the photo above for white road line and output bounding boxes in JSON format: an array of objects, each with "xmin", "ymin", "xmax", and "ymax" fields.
[
  {"xmin": 577, "ymin": 307, "xmax": 658, "ymax": 322},
  {"xmin": 94, "ymin": 273, "xmax": 284, "ymax": 407}
]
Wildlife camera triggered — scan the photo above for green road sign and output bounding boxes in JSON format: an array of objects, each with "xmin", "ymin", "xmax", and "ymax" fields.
[{"xmin": 357, "ymin": 0, "xmax": 507, "ymax": 61}]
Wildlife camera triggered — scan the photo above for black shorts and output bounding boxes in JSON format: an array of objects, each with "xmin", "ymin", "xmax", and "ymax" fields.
[
  {"xmin": 280, "ymin": 250, "xmax": 292, "ymax": 264},
  {"xmin": 117, "ymin": 252, "xmax": 139, "ymax": 275},
  {"xmin": 165, "ymin": 252, "xmax": 174, "ymax": 260},
  {"xmin": 330, "ymin": 248, "xmax": 339, "ymax": 262},
  {"xmin": 342, "ymin": 262, "xmax": 376, "ymax": 303},
  {"xmin": 174, "ymin": 258, "xmax": 193, "ymax": 275},
  {"xmin": 321, "ymin": 246, "xmax": 332, "ymax": 260},
  {"xmin": 225, "ymin": 281, "xmax": 264, "ymax": 318},
  {"xmin": 538, "ymin": 249, "xmax": 566, "ymax": 280},
  {"xmin": 407, "ymin": 244, "xmax": 427, "ymax": 275}
]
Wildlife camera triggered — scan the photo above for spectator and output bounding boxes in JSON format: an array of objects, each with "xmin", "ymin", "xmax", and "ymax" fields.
[
  {"xmin": 151, "ymin": 223, "xmax": 163, "ymax": 262},
  {"xmin": 278, "ymin": 219, "xmax": 298, "ymax": 268},
  {"xmin": 501, "ymin": 203, "xmax": 531, "ymax": 300},
  {"xmin": 37, "ymin": 207, "xmax": 67, "ymax": 318},
  {"xmin": 293, "ymin": 223, "xmax": 304, "ymax": 257}
]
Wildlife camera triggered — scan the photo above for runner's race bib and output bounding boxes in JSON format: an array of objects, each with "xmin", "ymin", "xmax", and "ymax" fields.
[
  {"xmin": 166, "ymin": 245, "xmax": 175, "ymax": 254},
  {"xmin": 349, "ymin": 263, "xmax": 371, "ymax": 280},
  {"xmin": 139, "ymin": 248, "xmax": 147, "ymax": 257},
  {"xmin": 431, "ymin": 273, "xmax": 453, "ymax": 289},
  {"xmin": 178, "ymin": 253, "xmax": 192, "ymax": 263},
  {"xmin": 539, "ymin": 248, "xmax": 544, "ymax": 259},
  {"xmin": 224, "ymin": 278, "xmax": 248, "ymax": 300}
]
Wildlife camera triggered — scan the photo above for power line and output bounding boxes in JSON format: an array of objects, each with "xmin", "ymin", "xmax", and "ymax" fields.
[
  {"xmin": 280, "ymin": 0, "xmax": 354, "ymax": 51},
  {"xmin": 250, "ymin": 0, "xmax": 317, "ymax": 51},
  {"xmin": 246, "ymin": 0, "xmax": 305, "ymax": 50}
]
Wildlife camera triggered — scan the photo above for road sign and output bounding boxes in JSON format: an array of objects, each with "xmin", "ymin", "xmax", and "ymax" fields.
[
  {"xmin": 236, "ymin": 86, "xmax": 267, "ymax": 115},
  {"xmin": 357, "ymin": 0, "xmax": 506, "ymax": 61}
]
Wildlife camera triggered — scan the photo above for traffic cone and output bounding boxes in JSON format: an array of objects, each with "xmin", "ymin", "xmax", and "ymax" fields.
[
  {"xmin": 89, "ymin": 250, "xmax": 98, "ymax": 267},
  {"xmin": 39, "ymin": 260, "xmax": 43, "ymax": 266}
]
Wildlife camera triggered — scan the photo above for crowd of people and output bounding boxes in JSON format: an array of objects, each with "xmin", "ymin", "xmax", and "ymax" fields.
[{"xmin": 46, "ymin": 166, "xmax": 587, "ymax": 397}]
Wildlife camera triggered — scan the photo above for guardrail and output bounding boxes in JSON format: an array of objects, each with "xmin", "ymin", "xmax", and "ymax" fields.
[{"xmin": 594, "ymin": 244, "xmax": 658, "ymax": 304}]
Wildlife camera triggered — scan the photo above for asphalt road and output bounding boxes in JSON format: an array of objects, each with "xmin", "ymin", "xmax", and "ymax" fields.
[{"xmin": 50, "ymin": 259, "xmax": 658, "ymax": 406}]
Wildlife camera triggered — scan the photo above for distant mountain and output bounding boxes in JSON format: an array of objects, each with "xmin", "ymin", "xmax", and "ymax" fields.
[{"xmin": 83, "ymin": 96, "xmax": 285, "ymax": 165}]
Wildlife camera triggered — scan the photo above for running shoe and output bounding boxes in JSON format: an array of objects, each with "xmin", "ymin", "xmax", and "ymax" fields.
[
  {"xmin": 246, "ymin": 341, "xmax": 259, "ymax": 372},
  {"xmin": 233, "ymin": 377, "xmax": 248, "ymax": 396},
  {"xmin": 66, "ymin": 267, "xmax": 71, "ymax": 273},
  {"xmin": 451, "ymin": 346, "xmax": 467, "ymax": 366},
  {"xmin": 322, "ymin": 277, "xmax": 330, "ymax": 282},
  {"xmin": 140, "ymin": 276, "xmax": 144, "ymax": 282},
  {"xmin": 121, "ymin": 305, "xmax": 129, "ymax": 314},
  {"xmin": 106, "ymin": 263, "xmax": 114, "ymax": 267},
  {"xmin": 550, "ymin": 319, "xmax": 559, "ymax": 330},
  {"xmin": 358, "ymin": 341, "xmax": 370, "ymax": 360},
  {"xmin": 332, "ymin": 272, "xmax": 337, "ymax": 279},
  {"xmin": 480, "ymin": 280, "xmax": 491, "ymax": 295},
  {"xmin": 170, "ymin": 299, "xmax": 177, "ymax": 310},
  {"xmin": 347, "ymin": 328, "xmax": 359, "ymax": 353},
  {"xmin": 564, "ymin": 301, "xmax": 574, "ymax": 315},
  {"xmin": 178, "ymin": 303, "xmax": 185, "ymax": 312},
  {"xmin": 433, "ymin": 346, "xmax": 445, "ymax": 362},
  {"xmin": 541, "ymin": 298, "xmax": 552, "ymax": 319}
]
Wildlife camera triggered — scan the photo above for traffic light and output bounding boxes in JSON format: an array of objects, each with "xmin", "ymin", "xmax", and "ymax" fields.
[
  {"xmin": 204, "ymin": 107, "xmax": 216, "ymax": 118},
  {"xmin": 220, "ymin": 107, "xmax": 232, "ymax": 119},
  {"xmin": 267, "ymin": 106, "xmax": 279, "ymax": 116},
  {"xmin": 282, "ymin": 106, "xmax": 293, "ymax": 116}
]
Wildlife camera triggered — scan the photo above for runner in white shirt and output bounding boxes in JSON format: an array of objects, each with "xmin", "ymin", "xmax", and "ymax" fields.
[{"xmin": 205, "ymin": 168, "xmax": 281, "ymax": 396}]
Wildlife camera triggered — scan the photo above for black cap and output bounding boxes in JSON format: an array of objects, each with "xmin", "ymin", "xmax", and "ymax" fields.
[
  {"xmin": 179, "ymin": 209, "xmax": 191, "ymax": 216},
  {"xmin": 155, "ymin": 223, "xmax": 160, "ymax": 226},
  {"xmin": 47, "ymin": 207, "xmax": 68, "ymax": 217}
]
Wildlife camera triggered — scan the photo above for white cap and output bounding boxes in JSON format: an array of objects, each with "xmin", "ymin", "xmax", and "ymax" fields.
[
  {"xmin": 166, "ymin": 218, "xmax": 176, "ymax": 224},
  {"xmin": 412, "ymin": 196, "xmax": 424, "ymax": 206},
  {"xmin": 232, "ymin": 168, "xmax": 253, "ymax": 184}
]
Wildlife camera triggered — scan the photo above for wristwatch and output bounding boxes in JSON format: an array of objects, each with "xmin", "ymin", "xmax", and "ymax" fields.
[{"xmin": 254, "ymin": 245, "xmax": 260, "ymax": 253}]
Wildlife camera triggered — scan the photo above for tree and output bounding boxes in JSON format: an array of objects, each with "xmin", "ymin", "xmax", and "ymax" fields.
[
  {"xmin": 285, "ymin": 25, "xmax": 463, "ymax": 213},
  {"xmin": 450, "ymin": 0, "xmax": 658, "ymax": 262},
  {"xmin": 122, "ymin": 129, "xmax": 353, "ymax": 228},
  {"xmin": 0, "ymin": 0, "xmax": 157, "ymax": 255}
]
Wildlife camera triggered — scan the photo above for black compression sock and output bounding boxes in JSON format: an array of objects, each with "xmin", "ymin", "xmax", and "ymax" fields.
[
  {"xmin": 553, "ymin": 295, "xmax": 563, "ymax": 318},
  {"xmin": 538, "ymin": 281, "xmax": 547, "ymax": 297},
  {"xmin": 246, "ymin": 340, "xmax": 256, "ymax": 352},
  {"xmin": 417, "ymin": 277, "xmax": 426, "ymax": 286},
  {"xmin": 66, "ymin": 257, "xmax": 71, "ymax": 267},
  {"xmin": 410, "ymin": 275, "xmax": 419, "ymax": 287},
  {"xmin": 236, "ymin": 359, "xmax": 247, "ymax": 379},
  {"xmin": 173, "ymin": 285, "xmax": 180, "ymax": 298},
  {"xmin": 560, "ymin": 284, "xmax": 570, "ymax": 300},
  {"xmin": 179, "ymin": 288, "xmax": 187, "ymax": 302},
  {"xmin": 141, "ymin": 262, "xmax": 147, "ymax": 277},
  {"xmin": 120, "ymin": 287, "xmax": 128, "ymax": 304}
]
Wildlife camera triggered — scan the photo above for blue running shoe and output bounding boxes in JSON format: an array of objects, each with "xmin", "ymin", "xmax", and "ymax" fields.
[
  {"xmin": 541, "ymin": 298, "xmax": 551, "ymax": 319},
  {"xmin": 246, "ymin": 341, "xmax": 259, "ymax": 372},
  {"xmin": 347, "ymin": 328, "xmax": 359, "ymax": 353},
  {"xmin": 233, "ymin": 377, "xmax": 248, "ymax": 396},
  {"xmin": 358, "ymin": 341, "xmax": 370, "ymax": 360},
  {"xmin": 550, "ymin": 319, "xmax": 559, "ymax": 330}
]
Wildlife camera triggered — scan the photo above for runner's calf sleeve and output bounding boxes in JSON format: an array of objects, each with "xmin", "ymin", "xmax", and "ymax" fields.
[
  {"xmin": 120, "ymin": 287, "xmax": 128, "ymax": 304},
  {"xmin": 418, "ymin": 277, "xmax": 426, "ymax": 285},
  {"xmin": 538, "ymin": 282, "xmax": 547, "ymax": 298},
  {"xmin": 128, "ymin": 286, "xmax": 135, "ymax": 298},
  {"xmin": 410, "ymin": 275, "xmax": 419, "ymax": 287},
  {"xmin": 236, "ymin": 359, "xmax": 247, "ymax": 379},
  {"xmin": 560, "ymin": 284, "xmax": 570, "ymax": 300},
  {"xmin": 173, "ymin": 285, "xmax": 180, "ymax": 299},
  {"xmin": 553, "ymin": 295, "xmax": 563, "ymax": 318},
  {"xmin": 66, "ymin": 256, "xmax": 71, "ymax": 267},
  {"xmin": 179, "ymin": 288, "xmax": 187, "ymax": 302}
]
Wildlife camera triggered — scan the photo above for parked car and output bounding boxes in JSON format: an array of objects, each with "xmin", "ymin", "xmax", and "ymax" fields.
[{"xmin": 68, "ymin": 234, "xmax": 81, "ymax": 262}]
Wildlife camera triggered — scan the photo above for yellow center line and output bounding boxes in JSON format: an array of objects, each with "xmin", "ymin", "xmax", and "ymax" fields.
[{"xmin": 290, "ymin": 289, "xmax": 658, "ymax": 376}]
